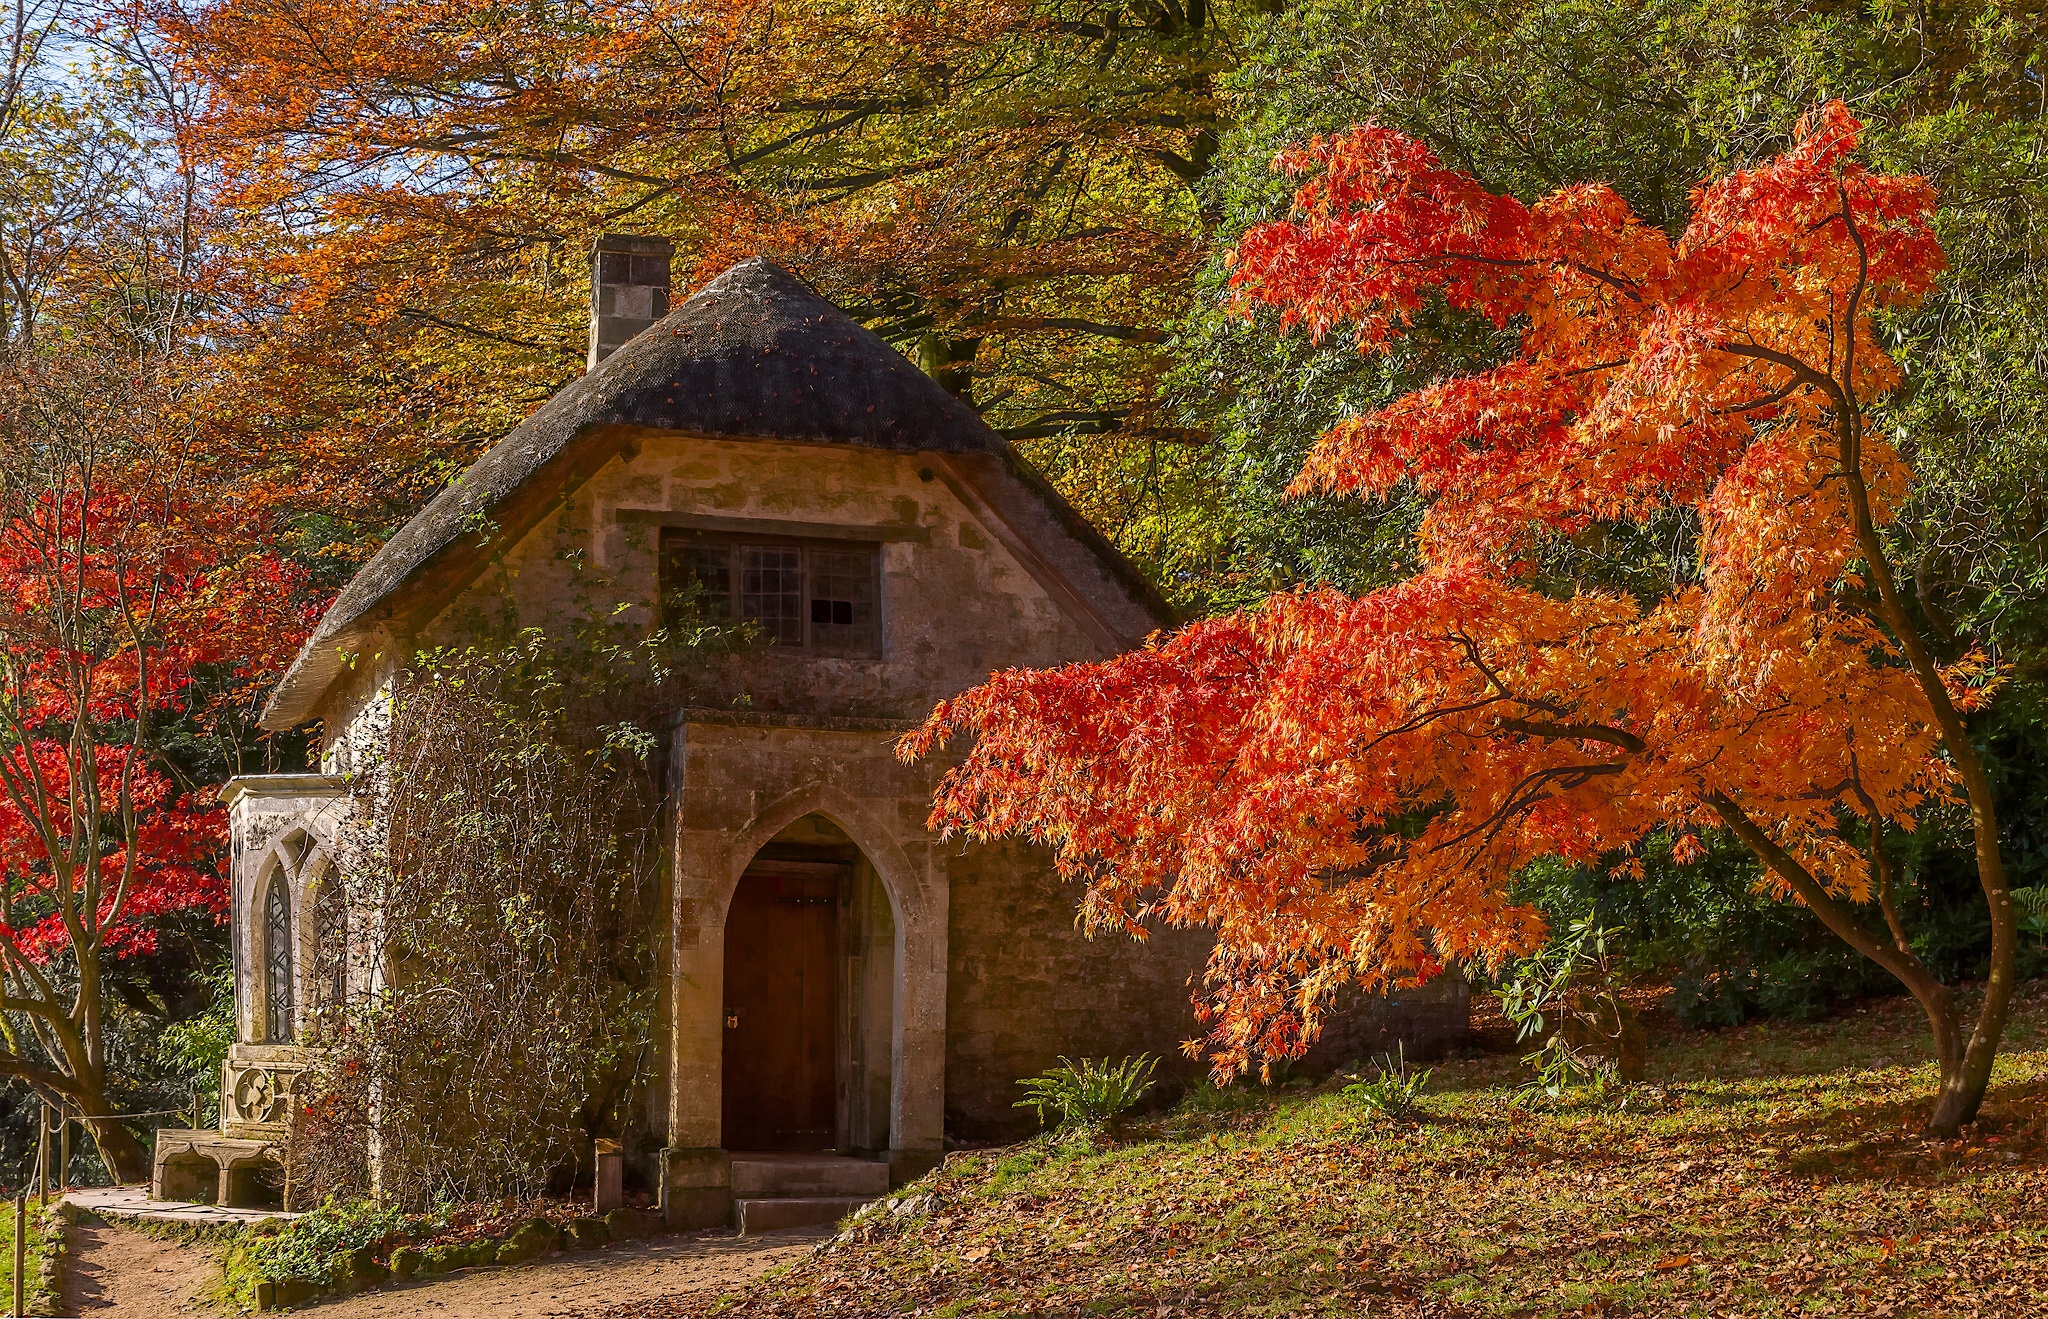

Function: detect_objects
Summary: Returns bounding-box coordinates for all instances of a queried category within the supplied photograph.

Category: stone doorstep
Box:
[734,1196,874,1235]
[728,1154,890,1198]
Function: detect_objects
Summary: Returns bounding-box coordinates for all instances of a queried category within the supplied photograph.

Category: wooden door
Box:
[721,866,839,1151]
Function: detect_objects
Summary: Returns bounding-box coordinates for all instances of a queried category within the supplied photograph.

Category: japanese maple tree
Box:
[0,350,314,1180]
[905,102,2014,1135]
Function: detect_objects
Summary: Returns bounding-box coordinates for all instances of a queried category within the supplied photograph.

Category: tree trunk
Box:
[1709,791,2006,1137]
[1925,913,2018,1136]
[77,1102,150,1184]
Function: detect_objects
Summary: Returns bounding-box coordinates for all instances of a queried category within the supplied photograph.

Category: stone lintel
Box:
[669,707,919,734]
[220,774,350,807]
[614,508,932,545]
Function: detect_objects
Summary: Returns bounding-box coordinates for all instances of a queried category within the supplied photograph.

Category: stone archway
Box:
[719,813,897,1154]
[157,1150,221,1204]
[663,722,952,1224]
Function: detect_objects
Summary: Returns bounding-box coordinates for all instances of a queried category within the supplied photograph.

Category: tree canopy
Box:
[906,104,2019,1134]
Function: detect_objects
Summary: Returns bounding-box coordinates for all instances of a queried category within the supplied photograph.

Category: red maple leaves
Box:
[0,484,318,962]
[905,104,1970,1081]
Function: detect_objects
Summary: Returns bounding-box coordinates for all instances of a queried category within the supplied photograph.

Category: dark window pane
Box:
[313,880,347,1014]
[808,549,878,655]
[657,533,881,654]
[742,546,804,644]
[660,535,733,629]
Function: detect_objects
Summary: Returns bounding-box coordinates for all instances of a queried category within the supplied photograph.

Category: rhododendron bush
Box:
[905,103,2016,1136]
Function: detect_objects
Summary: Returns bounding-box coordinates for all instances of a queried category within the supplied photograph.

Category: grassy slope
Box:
[639,986,2048,1318]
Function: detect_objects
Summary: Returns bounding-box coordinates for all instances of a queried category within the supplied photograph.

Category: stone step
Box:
[729,1156,890,1198]
[735,1196,874,1234]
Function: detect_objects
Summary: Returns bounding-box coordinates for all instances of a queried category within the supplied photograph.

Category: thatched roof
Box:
[261,258,1170,729]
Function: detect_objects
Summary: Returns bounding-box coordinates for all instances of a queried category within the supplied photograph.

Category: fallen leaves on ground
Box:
[591,985,2048,1318]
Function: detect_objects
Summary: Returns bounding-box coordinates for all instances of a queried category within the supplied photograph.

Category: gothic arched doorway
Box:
[721,813,895,1152]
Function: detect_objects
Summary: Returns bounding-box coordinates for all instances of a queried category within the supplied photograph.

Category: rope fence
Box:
[12,1087,214,1198]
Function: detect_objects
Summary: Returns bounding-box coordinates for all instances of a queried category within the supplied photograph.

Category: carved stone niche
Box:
[222,1042,314,1138]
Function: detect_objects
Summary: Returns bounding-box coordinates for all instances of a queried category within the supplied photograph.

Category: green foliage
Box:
[1015,1055,1159,1132]
[1173,1079,1269,1117]
[155,961,235,1118]
[2010,886,2048,945]
[0,1205,61,1316]
[236,1197,412,1288]
[1341,1043,1431,1121]
[1171,0,2048,1016]
[1494,921,1641,1102]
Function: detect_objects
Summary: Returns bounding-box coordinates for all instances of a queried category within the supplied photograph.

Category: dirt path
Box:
[62,1219,223,1317]
[63,1220,822,1319]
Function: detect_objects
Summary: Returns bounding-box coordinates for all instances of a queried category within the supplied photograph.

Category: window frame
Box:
[658,528,885,659]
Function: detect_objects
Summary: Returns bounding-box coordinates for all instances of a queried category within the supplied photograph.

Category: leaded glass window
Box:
[313,879,347,1012]
[659,532,880,656]
[264,878,294,1043]
[741,546,805,645]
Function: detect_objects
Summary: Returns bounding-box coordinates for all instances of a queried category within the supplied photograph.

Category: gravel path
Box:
[62,1218,822,1318]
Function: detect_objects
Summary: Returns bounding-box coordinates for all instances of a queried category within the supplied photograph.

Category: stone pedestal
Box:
[150,1130,285,1209]
[887,1146,943,1186]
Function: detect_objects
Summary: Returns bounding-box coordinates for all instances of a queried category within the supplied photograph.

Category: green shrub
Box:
[1015,1055,1158,1131]
[1669,967,1752,1028]
[1174,1079,1267,1116]
[237,1196,411,1289]
[1494,920,1643,1101]
[1342,1043,1431,1120]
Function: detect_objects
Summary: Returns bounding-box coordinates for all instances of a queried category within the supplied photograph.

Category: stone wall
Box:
[942,837,1471,1144]
[295,427,1472,1184]
[412,436,1107,723]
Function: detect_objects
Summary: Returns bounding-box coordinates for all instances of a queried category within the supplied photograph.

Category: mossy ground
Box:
[623,984,2048,1318]
[2,1203,63,1316]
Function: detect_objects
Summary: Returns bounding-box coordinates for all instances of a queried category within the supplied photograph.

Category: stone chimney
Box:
[589,234,674,368]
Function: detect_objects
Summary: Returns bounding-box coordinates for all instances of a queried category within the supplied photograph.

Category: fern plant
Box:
[1014,1055,1158,1132]
[2010,886,2048,945]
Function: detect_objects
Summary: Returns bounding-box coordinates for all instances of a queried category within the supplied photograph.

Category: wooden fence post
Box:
[11,1193,24,1318]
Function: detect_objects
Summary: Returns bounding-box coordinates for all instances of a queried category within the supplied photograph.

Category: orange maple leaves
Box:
[904,103,1965,1080]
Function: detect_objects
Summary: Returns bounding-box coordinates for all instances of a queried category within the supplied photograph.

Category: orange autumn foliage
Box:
[152,0,1235,546]
[905,105,2002,1103]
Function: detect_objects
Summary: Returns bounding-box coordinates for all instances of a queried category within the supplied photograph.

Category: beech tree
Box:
[152,0,1250,561]
[0,18,315,1168]
[905,103,2015,1136]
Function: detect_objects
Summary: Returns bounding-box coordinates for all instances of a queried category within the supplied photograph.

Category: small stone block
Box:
[594,1137,625,1214]
[604,1206,657,1239]
[274,1277,320,1307]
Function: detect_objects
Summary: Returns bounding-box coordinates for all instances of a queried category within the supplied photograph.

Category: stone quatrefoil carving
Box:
[229,1063,298,1125]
